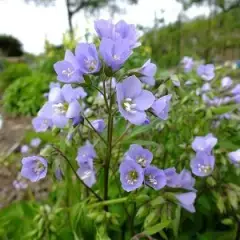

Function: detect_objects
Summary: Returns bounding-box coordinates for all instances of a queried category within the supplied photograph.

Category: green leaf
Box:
[144,220,171,235]
[144,209,160,228]
[172,206,181,238]
[211,104,240,115]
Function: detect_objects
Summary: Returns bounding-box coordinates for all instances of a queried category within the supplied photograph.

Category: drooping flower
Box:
[77,166,96,187]
[95,19,140,49]
[72,115,84,127]
[91,119,105,133]
[137,59,157,86]
[30,138,41,148]
[75,43,101,74]
[191,151,215,177]
[228,149,240,167]
[54,50,83,83]
[175,192,196,213]
[124,144,153,168]
[191,133,217,154]
[76,142,96,169]
[221,76,232,89]
[181,56,194,73]
[119,160,144,192]
[21,156,47,182]
[116,76,155,125]
[151,94,172,120]
[100,38,132,71]
[197,64,215,81]
[164,167,179,187]
[21,145,29,154]
[32,116,53,132]
[144,166,166,190]
[55,167,63,181]
[41,85,81,128]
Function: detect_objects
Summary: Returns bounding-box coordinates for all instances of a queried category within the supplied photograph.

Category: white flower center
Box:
[137,157,147,167]
[34,161,45,175]
[85,59,97,72]
[126,170,138,185]
[62,67,75,77]
[113,54,120,60]
[122,98,137,113]
[146,175,158,186]
[80,170,92,180]
[197,163,212,174]
[53,103,68,115]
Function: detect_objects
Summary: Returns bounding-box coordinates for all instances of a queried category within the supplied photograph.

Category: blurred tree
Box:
[177,0,240,12]
[0,35,23,57]
[25,0,139,39]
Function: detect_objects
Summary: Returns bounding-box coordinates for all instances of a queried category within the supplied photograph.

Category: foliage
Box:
[0,62,31,92]
[143,7,240,68]
[2,72,54,116]
[0,35,24,57]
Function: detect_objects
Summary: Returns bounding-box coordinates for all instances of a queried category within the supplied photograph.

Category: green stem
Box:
[88,197,128,208]
[52,145,103,201]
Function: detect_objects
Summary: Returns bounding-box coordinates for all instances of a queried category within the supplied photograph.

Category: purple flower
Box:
[30,138,41,148]
[49,82,61,89]
[94,19,114,39]
[138,59,157,86]
[124,144,153,168]
[75,43,101,74]
[32,116,53,132]
[151,94,172,120]
[41,85,81,128]
[191,151,215,177]
[95,19,140,49]
[201,83,211,93]
[100,38,132,71]
[21,156,47,182]
[13,180,28,190]
[21,145,29,154]
[228,149,240,167]
[54,50,83,83]
[91,119,105,133]
[234,94,240,103]
[182,56,194,73]
[77,166,96,187]
[74,87,87,99]
[144,166,166,190]
[55,167,63,180]
[231,84,240,95]
[119,160,144,192]
[197,64,215,81]
[164,167,179,187]
[76,142,96,169]
[116,76,155,125]
[221,76,232,89]
[191,133,217,154]
[175,192,196,213]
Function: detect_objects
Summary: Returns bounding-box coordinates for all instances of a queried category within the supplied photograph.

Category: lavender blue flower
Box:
[144,166,166,190]
[175,192,196,213]
[76,142,96,169]
[116,76,155,125]
[164,167,179,187]
[201,83,211,93]
[228,149,240,167]
[124,144,153,168]
[30,138,41,148]
[100,38,132,71]
[191,133,217,154]
[119,160,144,192]
[75,43,101,74]
[42,85,82,128]
[21,156,47,182]
[77,166,96,187]
[91,119,105,133]
[191,151,215,177]
[72,115,84,127]
[221,76,232,89]
[74,87,87,99]
[95,19,140,49]
[21,145,29,154]
[181,56,194,73]
[49,82,61,89]
[231,84,240,95]
[137,59,157,86]
[13,179,28,190]
[55,167,63,180]
[197,64,215,81]
[54,50,83,83]
[151,94,172,120]
[32,116,53,132]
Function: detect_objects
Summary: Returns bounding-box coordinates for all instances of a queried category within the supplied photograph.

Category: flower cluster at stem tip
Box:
[19,20,240,214]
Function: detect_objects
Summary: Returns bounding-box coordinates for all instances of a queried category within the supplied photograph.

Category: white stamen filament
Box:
[34,162,45,175]
[81,170,92,180]
[197,163,211,173]
[62,68,75,77]
[53,103,67,115]
[123,98,137,114]
[113,54,120,60]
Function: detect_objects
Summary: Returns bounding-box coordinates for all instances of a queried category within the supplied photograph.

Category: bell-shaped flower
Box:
[144,166,166,190]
